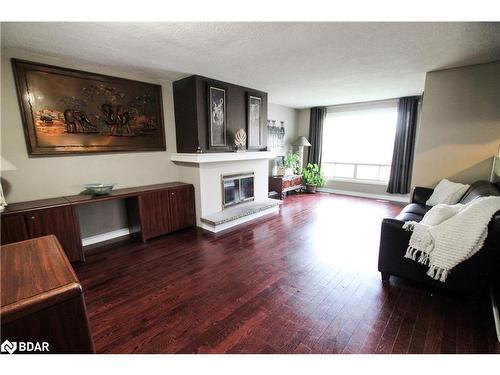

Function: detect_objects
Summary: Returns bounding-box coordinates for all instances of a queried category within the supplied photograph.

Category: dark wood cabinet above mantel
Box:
[173,75,268,153]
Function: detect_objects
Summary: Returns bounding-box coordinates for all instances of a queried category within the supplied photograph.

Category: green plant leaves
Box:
[302,163,326,187]
[284,153,301,172]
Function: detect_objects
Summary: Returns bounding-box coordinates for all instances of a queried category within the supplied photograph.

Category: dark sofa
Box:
[378,180,500,294]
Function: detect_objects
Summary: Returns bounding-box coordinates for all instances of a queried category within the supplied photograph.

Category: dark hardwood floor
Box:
[74,193,500,354]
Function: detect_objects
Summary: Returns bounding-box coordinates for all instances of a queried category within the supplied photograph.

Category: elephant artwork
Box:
[101,103,134,136]
[133,114,157,131]
[12,59,165,154]
[63,109,98,133]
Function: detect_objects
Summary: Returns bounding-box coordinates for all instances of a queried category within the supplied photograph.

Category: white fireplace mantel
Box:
[170,151,276,164]
[174,151,279,232]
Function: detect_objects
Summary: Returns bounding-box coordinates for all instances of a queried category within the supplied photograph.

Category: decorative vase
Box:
[234,128,247,152]
[272,163,278,176]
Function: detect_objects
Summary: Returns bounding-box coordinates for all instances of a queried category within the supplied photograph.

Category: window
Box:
[321,100,398,183]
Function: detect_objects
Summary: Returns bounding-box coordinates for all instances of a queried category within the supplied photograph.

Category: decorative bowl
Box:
[82,183,116,195]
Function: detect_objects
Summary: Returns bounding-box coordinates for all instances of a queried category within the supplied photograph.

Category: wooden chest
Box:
[269,175,303,199]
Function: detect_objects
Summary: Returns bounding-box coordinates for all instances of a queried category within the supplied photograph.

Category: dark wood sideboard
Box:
[269,175,303,199]
[1,235,95,353]
[0,182,195,262]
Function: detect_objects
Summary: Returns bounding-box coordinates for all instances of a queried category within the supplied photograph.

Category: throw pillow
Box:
[420,203,465,226]
[426,179,470,206]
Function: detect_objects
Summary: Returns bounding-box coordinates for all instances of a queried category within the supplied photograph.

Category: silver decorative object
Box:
[279,121,285,147]
[82,183,116,195]
[267,119,286,149]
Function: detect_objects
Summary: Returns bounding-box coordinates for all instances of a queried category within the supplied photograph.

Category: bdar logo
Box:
[1,340,49,354]
[1,340,17,354]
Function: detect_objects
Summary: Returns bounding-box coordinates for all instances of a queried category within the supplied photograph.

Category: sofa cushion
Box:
[400,203,432,216]
[459,180,500,203]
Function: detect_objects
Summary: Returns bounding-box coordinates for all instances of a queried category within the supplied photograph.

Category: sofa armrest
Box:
[381,217,407,230]
[411,186,434,205]
[485,211,500,248]
[379,218,411,246]
[378,218,412,273]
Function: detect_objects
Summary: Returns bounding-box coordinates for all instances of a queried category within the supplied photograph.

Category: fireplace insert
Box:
[222,172,255,208]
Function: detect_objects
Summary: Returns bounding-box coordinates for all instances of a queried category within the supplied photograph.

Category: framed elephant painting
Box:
[12,59,166,155]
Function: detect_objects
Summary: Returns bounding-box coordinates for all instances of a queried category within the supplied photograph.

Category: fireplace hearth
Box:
[222,172,254,208]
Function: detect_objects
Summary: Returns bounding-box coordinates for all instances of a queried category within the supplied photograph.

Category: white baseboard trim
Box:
[317,187,410,203]
[82,228,130,247]
[198,205,280,233]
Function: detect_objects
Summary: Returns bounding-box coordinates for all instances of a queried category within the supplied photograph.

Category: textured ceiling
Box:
[2,22,500,108]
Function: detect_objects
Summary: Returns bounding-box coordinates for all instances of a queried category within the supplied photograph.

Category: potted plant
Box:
[302,163,326,193]
[283,153,300,176]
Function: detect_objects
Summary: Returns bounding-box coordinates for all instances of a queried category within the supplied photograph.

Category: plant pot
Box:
[305,184,317,193]
[284,168,294,176]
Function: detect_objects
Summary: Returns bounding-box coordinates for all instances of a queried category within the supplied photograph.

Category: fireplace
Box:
[222,172,255,208]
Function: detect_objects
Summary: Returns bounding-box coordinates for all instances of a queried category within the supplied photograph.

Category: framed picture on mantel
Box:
[208,86,227,148]
[12,59,166,155]
[247,94,262,149]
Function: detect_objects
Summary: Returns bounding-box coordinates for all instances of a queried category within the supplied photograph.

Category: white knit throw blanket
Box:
[402,196,500,282]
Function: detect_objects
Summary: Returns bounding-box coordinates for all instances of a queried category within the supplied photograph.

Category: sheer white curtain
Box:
[322,100,398,182]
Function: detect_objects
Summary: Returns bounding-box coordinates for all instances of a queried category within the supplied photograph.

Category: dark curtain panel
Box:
[387,96,421,194]
[308,107,327,165]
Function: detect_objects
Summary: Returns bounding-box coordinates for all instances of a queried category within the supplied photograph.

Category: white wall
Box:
[267,103,299,172]
[297,109,311,168]
[1,48,180,239]
[297,109,310,138]
[412,61,500,187]
[78,200,128,238]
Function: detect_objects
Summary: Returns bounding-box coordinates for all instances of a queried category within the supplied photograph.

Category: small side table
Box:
[269,175,303,200]
[1,235,95,353]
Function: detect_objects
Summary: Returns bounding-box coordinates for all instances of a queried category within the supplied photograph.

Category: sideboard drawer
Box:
[138,185,196,241]
[25,206,82,262]
[168,185,195,232]
[1,214,29,245]
[139,190,172,241]
[1,207,82,262]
